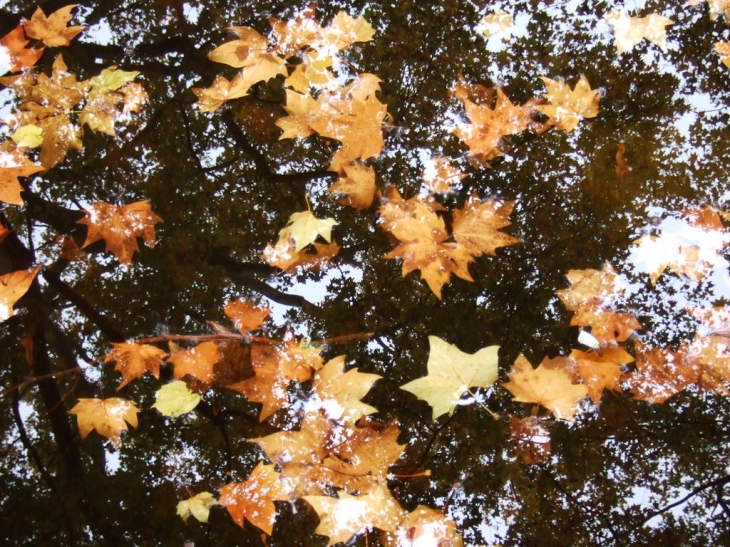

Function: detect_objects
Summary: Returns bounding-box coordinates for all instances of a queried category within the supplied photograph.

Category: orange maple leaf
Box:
[69,397,138,446]
[320,420,406,489]
[0,265,41,321]
[568,346,634,404]
[104,342,168,390]
[192,74,250,112]
[224,298,270,334]
[77,200,163,265]
[625,340,698,403]
[502,355,588,421]
[327,162,376,210]
[218,461,290,536]
[451,78,533,166]
[0,148,44,206]
[451,196,519,257]
[23,4,84,47]
[227,342,294,421]
[0,23,44,74]
[168,341,220,385]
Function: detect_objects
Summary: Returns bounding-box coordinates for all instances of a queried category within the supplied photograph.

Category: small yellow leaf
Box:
[177,491,218,523]
[152,381,201,417]
[10,124,43,148]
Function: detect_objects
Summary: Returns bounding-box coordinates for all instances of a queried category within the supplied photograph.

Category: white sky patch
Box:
[183,3,203,25]
[82,18,114,46]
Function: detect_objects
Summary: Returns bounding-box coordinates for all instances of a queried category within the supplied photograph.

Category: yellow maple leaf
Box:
[77,200,163,265]
[176,491,218,523]
[70,397,139,446]
[311,355,382,425]
[23,4,84,47]
[104,342,168,389]
[536,75,601,132]
[278,210,338,252]
[400,336,499,419]
[0,265,41,321]
[604,11,674,54]
[382,504,464,547]
[502,355,588,421]
[304,484,406,546]
[152,380,201,417]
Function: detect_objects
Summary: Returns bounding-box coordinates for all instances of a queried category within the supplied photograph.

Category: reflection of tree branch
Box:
[643,475,730,523]
[221,111,337,187]
[205,247,319,311]
[43,268,127,343]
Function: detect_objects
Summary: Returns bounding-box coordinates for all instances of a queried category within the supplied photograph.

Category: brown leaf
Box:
[24,5,84,47]
[77,200,163,264]
[104,342,168,390]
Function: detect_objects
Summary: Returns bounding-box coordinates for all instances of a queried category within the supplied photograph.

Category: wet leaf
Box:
[70,397,139,446]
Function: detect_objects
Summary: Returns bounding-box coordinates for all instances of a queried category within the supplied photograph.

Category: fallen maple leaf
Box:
[0,148,44,206]
[401,336,499,419]
[536,75,601,132]
[311,355,382,425]
[176,491,218,523]
[451,79,532,166]
[70,397,139,446]
[152,380,201,417]
[452,196,519,258]
[0,23,44,74]
[219,461,290,535]
[625,340,698,403]
[568,346,634,404]
[77,200,163,265]
[327,162,376,210]
[0,265,40,321]
[23,4,84,47]
[502,355,588,421]
[192,73,250,112]
[261,238,340,272]
[169,341,220,385]
[304,483,406,546]
[556,263,622,312]
[278,210,338,252]
[224,298,270,334]
[604,11,674,54]
[382,504,464,547]
[104,342,167,389]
